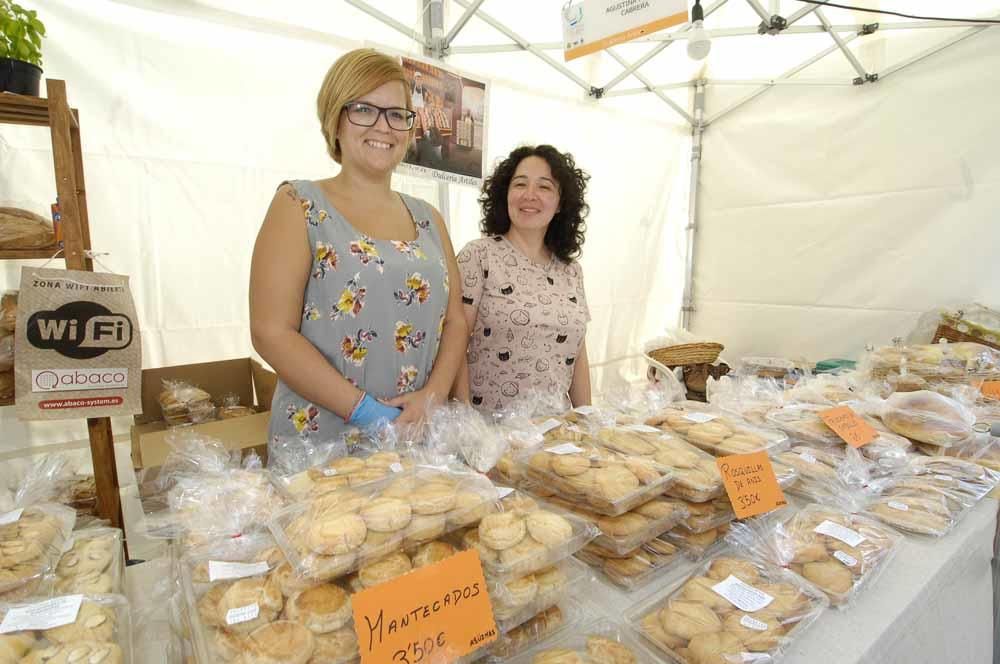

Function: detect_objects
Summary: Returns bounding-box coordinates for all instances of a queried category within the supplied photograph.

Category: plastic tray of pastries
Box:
[0,593,132,664]
[269,451,417,501]
[488,557,589,634]
[453,490,598,582]
[549,496,689,557]
[661,523,733,561]
[51,527,124,596]
[645,403,790,457]
[0,503,76,601]
[575,537,690,591]
[506,617,662,664]
[479,595,590,661]
[268,466,497,583]
[512,440,676,516]
[626,554,828,664]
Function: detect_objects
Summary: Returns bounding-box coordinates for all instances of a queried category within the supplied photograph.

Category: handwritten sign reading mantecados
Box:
[819,405,878,448]
[981,381,1000,400]
[716,451,787,519]
[352,549,497,664]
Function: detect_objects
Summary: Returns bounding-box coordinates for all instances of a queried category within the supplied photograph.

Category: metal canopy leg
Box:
[681,83,706,330]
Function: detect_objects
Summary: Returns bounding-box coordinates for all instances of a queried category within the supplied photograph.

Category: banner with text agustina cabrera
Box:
[562,0,689,61]
[15,267,142,421]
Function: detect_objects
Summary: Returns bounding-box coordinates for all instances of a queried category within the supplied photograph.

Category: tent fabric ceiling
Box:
[1,0,997,453]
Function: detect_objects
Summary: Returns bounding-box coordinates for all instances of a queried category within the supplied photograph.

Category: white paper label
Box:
[814,520,866,547]
[741,654,773,664]
[0,509,24,526]
[321,468,339,477]
[0,595,83,633]
[833,550,859,567]
[537,419,562,434]
[684,412,718,424]
[934,474,953,482]
[546,443,583,455]
[798,452,817,464]
[225,603,260,626]
[711,575,774,612]
[625,424,662,434]
[887,500,909,511]
[573,406,598,415]
[208,561,270,583]
[497,487,515,500]
[389,463,404,473]
[740,615,769,632]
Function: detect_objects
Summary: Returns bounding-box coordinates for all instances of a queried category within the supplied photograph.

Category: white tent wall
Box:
[0,0,689,452]
[692,26,1000,364]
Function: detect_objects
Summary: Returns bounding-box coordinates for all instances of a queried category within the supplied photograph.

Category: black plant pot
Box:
[0,58,43,96]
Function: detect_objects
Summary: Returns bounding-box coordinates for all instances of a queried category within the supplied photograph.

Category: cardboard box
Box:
[130,357,276,468]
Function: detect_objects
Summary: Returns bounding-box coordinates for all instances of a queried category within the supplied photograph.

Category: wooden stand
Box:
[0,80,123,530]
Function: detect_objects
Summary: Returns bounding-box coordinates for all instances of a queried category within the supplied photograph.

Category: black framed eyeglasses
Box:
[343,101,416,131]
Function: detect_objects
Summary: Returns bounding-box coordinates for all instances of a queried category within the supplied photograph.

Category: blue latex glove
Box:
[347,393,401,428]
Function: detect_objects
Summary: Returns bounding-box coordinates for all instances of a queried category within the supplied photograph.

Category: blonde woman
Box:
[250,49,466,455]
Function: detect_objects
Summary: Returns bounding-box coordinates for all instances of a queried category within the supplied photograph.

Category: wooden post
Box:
[46,79,123,530]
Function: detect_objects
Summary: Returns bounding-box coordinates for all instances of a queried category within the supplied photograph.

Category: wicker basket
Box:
[647,342,724,367]
[933,319,1000,352]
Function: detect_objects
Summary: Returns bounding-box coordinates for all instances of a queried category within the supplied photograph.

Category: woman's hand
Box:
[385,385,448,427]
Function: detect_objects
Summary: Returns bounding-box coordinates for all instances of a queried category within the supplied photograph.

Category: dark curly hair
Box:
[479,145,590,262]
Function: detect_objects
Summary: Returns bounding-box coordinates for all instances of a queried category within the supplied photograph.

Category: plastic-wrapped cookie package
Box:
[0,593,133,663]
[269,466,497,583]
[914,435,1000,474]
[454,489,598,582]
[576,537,689,591]
[707,375,785,427]
[52,527,124,596]
[0,503,76,602]
[487,558,589,633]
[863,341,1000,386]
[879,390,978,447]
[727,506,902,608]
[661,523,733,562]
[270,451,416,501]
[480,596,588,661]
[159,379,217,427]
[512,440,676,516]
[507,618,661,664]
[627,554,828,664]
[645,403,790,457]
[548,496,687,557]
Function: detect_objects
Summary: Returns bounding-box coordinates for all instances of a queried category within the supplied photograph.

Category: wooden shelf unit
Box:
[0,80,122,530]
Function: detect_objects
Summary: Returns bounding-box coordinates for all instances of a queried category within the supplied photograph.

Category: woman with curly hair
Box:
[454,145,592,413]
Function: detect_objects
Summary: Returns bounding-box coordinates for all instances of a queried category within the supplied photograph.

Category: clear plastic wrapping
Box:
[159,379,217,427]
[52,527,124,596]
[677,496,736,535]
[627,554,828,664]
[727,505,902,608]
[864,341,1000,384]
[662,523,733,561]
[512,440,676,516]
[482,597,587,661]
[880,390,977,447]
[270,451,416,501]
[508,617,661,664]
[268,466,497,583]
[576,537,688,591]
[646,403,790,457]
[782,373,859,406]
[426,401,512,474]
[707,375,785,427]
[548,496,688,556]
[453,490,598,581]
[217,393,255,420]
[487,558,588,633]
[914,436,1000,474]
[0,593,133,662]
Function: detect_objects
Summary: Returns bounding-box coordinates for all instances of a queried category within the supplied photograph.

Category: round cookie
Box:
[404,514,447,547]
[595,512,649,539]
[287,584,352,633]
[410,484,457,515]
[309,626,359,664]
[479,513,527,550]
[359,552,412,589]
[462,529,499,565]
[243,620,316,664]
[307,514,367,555]
[498,537,549,571]
[534,565,568,605]
[447,491,493,527]
[525,512,573,548]
[360,497,412,533]
[273,562,317,598]
[217,576,283,634]
[411,541,456,568]
[592,466,640,503]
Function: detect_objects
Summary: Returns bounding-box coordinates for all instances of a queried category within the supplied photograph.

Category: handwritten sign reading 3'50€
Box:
[716,451,787,519]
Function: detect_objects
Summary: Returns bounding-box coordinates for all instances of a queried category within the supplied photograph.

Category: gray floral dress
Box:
[268,180,448,452]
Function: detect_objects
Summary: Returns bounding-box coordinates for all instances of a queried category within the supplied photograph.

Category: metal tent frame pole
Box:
[681,82,706,330]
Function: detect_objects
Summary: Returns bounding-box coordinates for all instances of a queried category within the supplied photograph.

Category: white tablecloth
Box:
[126,499,998,664]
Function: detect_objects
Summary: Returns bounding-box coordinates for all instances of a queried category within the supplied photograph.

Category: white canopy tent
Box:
[2,0,998,453]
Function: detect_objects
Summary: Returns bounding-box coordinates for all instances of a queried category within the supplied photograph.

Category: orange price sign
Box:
[351,549,497,664]
[716,451,787,519]
[981,381,1000,400]
[819,405,878,448]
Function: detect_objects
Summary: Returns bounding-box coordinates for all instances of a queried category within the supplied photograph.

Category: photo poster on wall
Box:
[397,55,489,187]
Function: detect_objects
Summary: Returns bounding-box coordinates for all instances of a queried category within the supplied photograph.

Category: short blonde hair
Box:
[317,48,413,163]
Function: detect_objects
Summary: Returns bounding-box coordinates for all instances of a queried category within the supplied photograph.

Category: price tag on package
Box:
[352,549,497,664]
[981,381,1000,400]
[819,406,878,448]
[716,451,787,519]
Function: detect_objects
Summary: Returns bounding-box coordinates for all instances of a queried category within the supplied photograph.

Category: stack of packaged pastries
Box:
[866,456,1000,536]
[159,380,217,427]
[644,404,789,457]
[628,554,828,664]
[575,537,685,591]
[864,341,1000,390]
[52,528,124,595]
[508,618,659,664]
[271,452,416,501]
[0,594,133,663]
[453,490,597,635]
[0,503,76,602]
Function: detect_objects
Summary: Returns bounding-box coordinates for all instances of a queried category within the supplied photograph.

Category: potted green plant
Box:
[0,1,46,96]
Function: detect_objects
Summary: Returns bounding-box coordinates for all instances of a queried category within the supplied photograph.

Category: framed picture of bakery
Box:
[398,55,489,187]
